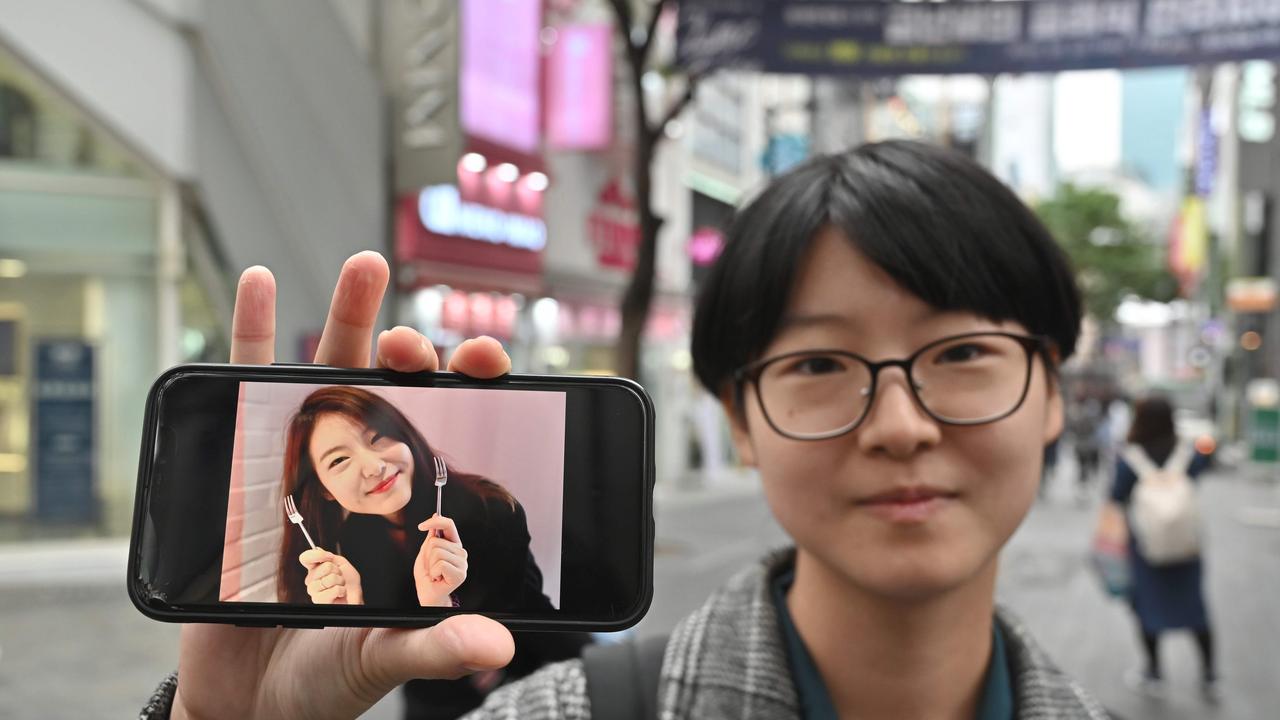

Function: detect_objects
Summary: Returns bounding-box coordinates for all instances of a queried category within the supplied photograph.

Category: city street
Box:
[0,464,1276,719]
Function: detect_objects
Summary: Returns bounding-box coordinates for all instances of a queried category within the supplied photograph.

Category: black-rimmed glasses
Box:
[732,332,1052,441]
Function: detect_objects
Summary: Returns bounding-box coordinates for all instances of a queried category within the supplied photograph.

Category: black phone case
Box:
[127,363,655,631]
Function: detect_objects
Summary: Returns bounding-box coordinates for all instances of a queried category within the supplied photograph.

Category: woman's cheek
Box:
[757,450,842,531]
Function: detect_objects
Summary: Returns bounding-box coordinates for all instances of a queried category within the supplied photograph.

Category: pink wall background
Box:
[220,382,566,607]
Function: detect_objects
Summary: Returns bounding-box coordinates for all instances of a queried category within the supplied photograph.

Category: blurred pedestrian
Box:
[1069,394,1107,503]
[1107,394,1217,701]
[1039,438,1059,500]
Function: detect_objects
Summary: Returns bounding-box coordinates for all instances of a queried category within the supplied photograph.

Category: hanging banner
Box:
[460,0,543,153]
[678,0,1280,76]
[33,340,96,523]
[546,23,614,150]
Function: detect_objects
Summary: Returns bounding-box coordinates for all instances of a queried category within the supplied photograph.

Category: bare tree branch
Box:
[654,70,704,137]
[640,0,672,59]
[607,0,634,46]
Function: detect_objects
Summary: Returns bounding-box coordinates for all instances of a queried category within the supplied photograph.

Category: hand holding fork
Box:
[285,494,362,604]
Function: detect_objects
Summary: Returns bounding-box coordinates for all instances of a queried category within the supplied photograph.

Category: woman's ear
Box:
[719,387,757,467]
[1042,372,1065,445]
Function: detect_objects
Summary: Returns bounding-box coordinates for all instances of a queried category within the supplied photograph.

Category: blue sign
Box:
[34,340,96,523]
[761,133,810,176]
[679,0,1280,76]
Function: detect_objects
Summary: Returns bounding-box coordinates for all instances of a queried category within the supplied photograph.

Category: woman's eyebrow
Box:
[319,444,350,462]
[777,312,852,331]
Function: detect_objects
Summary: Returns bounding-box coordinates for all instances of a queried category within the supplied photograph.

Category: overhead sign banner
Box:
[678,0,1280,76]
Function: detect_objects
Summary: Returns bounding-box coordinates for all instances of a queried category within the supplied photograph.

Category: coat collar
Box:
[657,548,1111,720]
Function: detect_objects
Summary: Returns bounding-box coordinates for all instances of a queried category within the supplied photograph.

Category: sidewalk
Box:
[0,537,129,586]
[1009,466,1280,720]
[0,465,1274,719]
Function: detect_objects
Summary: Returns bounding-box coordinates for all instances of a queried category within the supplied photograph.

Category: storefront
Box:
[0,45,227,539]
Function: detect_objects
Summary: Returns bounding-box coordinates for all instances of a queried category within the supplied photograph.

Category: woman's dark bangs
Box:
[692,157,836,396]
[692,141,1082,396]
[830,152,1022,330]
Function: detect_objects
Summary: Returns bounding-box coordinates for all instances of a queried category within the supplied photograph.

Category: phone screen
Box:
[130,366,653,630]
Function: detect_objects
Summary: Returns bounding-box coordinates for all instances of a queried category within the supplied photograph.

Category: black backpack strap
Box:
[581,633,669,720]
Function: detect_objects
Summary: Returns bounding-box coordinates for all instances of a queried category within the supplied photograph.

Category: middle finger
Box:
[313,251,389,368]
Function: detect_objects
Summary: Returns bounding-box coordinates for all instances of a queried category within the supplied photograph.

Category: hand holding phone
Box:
[167,253,516,720]
[414,514,466,607]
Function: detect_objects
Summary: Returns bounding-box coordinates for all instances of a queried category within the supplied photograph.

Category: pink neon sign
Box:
[547,24,613,150]
[460,0,543,153]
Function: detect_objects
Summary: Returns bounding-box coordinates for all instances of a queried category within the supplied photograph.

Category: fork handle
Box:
[299,524,316,550]
[434,487,444,537]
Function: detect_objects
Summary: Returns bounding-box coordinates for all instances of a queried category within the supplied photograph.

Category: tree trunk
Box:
[616,127,662,382]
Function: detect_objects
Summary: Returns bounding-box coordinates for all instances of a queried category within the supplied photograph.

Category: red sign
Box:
[588,180,640,270]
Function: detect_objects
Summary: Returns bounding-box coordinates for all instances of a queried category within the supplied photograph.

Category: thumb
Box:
[366,615,514,686]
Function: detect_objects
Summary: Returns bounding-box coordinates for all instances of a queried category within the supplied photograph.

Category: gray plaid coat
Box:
[142,550,1113,719]
[465,549,1113,720]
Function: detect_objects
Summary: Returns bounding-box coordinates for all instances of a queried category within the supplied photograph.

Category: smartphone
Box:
[127,363,654,631]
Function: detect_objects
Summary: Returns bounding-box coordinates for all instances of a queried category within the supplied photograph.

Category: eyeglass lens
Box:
[755,334,1032,439]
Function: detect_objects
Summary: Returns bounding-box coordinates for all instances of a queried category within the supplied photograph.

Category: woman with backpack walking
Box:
[1108,394,1217,700]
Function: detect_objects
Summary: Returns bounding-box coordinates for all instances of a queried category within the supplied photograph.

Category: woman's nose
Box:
[359,453,386,477]
[856,370,941,458]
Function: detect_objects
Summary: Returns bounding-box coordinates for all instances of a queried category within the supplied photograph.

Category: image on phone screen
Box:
[219,383,565,612]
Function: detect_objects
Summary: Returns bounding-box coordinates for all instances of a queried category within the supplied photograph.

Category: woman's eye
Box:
[328,456,349,470]
[787,355,844,375]
[937,344,986,363]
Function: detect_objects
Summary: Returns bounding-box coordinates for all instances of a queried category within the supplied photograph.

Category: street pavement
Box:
[1,464,1276,719]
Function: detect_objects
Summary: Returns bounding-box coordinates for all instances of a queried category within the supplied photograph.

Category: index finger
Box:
[230,267,276,364]
[418,514,461,544]
[299,548,334,568]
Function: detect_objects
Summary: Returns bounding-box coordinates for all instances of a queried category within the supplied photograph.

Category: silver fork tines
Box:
[284,494,317,549]
[433,456,447,521]
[433,456,448,487]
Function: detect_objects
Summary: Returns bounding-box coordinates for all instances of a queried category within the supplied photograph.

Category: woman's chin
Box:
[365,489,411,517]
[829,548,993,603]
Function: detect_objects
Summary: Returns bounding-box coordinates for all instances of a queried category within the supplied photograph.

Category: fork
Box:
[284,494,316,549]
[433,456,448,535]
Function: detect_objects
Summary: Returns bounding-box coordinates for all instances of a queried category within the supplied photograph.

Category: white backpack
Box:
[1120,441,1201,565]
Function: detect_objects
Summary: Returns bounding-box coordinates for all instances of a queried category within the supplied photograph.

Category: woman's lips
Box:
[856,487,959,524]
[367,471,400,495]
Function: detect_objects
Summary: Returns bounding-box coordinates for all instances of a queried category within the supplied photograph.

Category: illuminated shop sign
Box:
[418,184,547,251]
[547,23,613,150]
[460,0,542,152]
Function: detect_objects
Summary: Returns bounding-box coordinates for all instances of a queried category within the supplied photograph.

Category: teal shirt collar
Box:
[770,569,1015,720]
